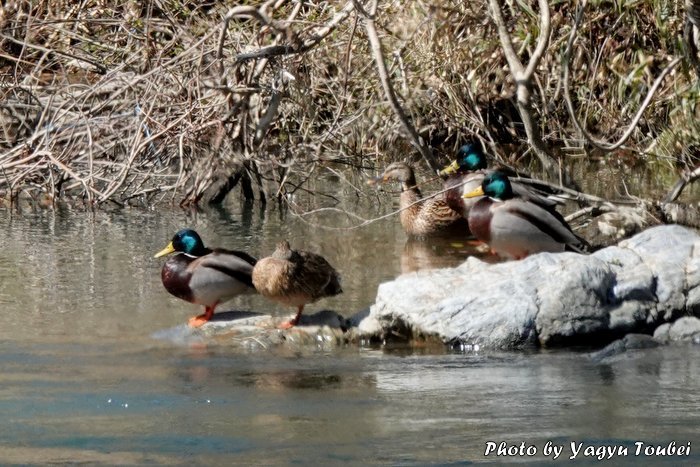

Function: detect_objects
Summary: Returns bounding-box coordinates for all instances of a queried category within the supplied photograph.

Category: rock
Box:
[589,333,660,362]
[152,310,351,352]
[359,224,700,349]
[584,205,652,246]
[653,316,700,344]
[652,323,672,343]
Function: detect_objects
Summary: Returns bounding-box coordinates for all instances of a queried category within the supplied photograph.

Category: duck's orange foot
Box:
[277,320,297,330]
[188,314,211,328]
[278,306,304,330]
[187,305,216,328]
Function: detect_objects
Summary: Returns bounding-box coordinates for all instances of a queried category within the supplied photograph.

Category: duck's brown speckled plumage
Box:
[252,240,342,327]
[375,162,468,237]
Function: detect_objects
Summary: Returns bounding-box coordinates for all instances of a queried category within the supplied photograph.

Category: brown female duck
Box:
[252,240,342,329]
[370,162,468,237]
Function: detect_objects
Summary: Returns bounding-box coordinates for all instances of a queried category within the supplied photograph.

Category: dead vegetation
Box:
[0,0,699,211]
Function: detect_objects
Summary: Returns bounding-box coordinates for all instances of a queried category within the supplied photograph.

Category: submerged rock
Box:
[359,224,700,349]
[589,334,661,362]
[152,310,352,352]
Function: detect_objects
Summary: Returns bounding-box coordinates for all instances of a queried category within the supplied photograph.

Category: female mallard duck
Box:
[370,162,468,237]
[154,229,257,327]
[463,172,589,259]
[252,240,342,329]
[439,143,559,219]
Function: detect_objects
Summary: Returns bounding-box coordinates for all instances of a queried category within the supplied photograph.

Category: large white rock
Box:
[359,225,700,349]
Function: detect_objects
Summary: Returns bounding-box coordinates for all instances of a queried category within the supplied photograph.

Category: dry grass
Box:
[0,0,698,208]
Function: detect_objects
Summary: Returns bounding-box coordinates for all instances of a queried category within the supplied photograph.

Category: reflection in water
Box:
[400,236,498,273]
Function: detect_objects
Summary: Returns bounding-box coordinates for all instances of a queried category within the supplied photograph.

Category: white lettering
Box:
[570,442,582,459]
[552,444,563,460]
[543,441,562,459]
[635,441,691,456]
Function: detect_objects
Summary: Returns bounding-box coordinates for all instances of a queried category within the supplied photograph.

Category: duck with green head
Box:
[463,172,589,259]
[154,229,257,327]
[439,143,489,218]
[440,142,560,219]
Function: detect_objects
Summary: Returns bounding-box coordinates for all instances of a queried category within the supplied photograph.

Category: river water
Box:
[1,175,700,465]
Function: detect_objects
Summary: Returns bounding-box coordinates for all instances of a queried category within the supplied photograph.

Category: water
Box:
[1,188,700,464]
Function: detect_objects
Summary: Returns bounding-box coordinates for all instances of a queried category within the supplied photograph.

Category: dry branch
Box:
[0,0,698,213]
[563,1,683,153]
[488,0,558,178]
[357,0,439,173]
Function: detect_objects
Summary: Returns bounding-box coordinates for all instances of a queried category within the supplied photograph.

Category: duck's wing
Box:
[296,251,343,298]
[511,181,561,209]
[212,248,257,266]
[189,250,257,289]
[424,195,465,226]
[499,198,588,251]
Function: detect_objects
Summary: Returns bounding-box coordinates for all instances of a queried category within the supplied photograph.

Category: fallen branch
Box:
[664,165,700,203]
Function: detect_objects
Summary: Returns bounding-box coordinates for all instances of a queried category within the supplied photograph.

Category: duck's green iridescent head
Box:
[154,229,207,258]
[481,172,513,200]
[462,171,513,200]
[457,144,487,170]
[439,143,487,176]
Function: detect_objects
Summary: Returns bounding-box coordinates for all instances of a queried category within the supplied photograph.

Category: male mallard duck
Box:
[439,143,489,218]
[369,162,468,237]
[463,172,589,259]
[154,229,257,327]
[439,143,560,219]
[252,240,342,329]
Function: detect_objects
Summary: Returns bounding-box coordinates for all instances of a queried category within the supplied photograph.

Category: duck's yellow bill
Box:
[154,242,175,258]
[366,176,384,186]
[438,160,459,176]
[463,186,485,199]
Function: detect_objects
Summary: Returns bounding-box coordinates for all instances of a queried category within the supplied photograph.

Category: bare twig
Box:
[664,165,700,203]
[356,0,439,173]
[488,0,558,177]
[233,2,356,63]
[562,1,683,152]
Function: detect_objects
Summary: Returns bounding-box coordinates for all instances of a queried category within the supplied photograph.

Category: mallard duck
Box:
[252,240,342,329]
[439,143,560,219]
[439,143,489,219]
[463,172,589,259]
[369,162,468,237]
[154,229,257,327]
